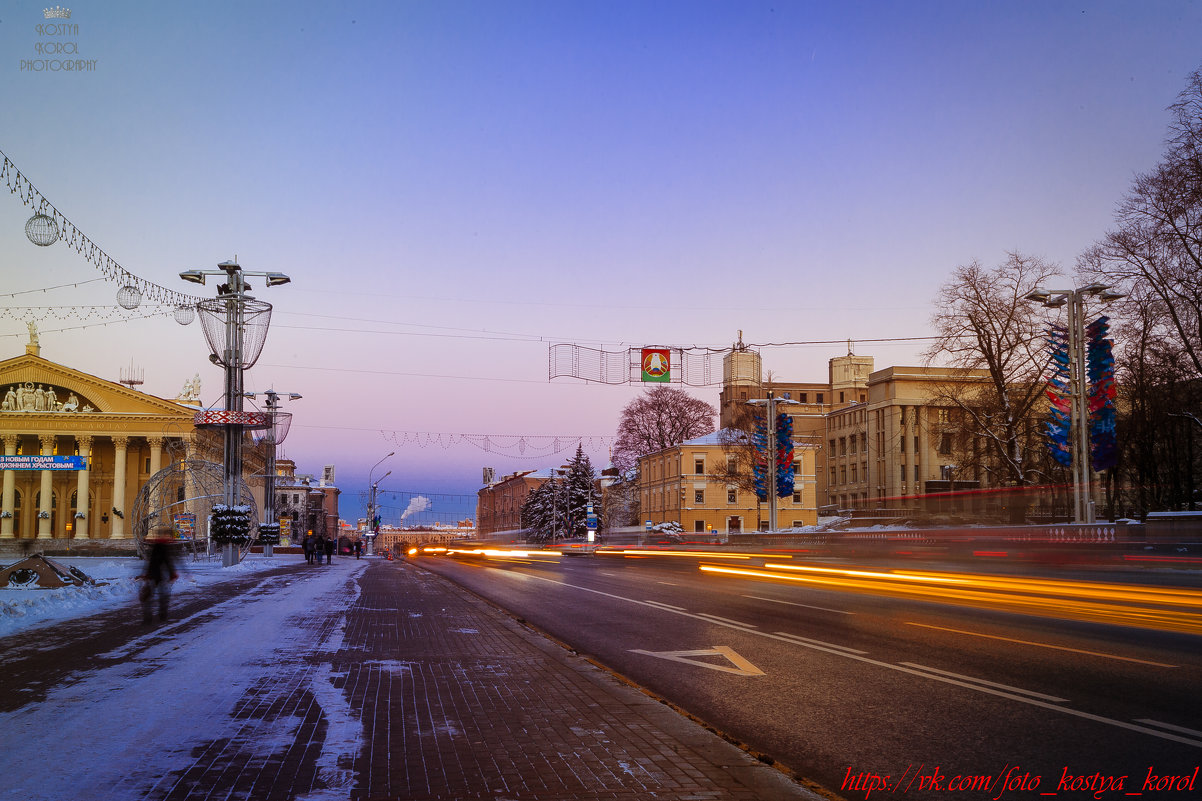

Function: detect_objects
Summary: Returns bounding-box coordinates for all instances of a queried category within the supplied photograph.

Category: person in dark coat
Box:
[141,535,178,623]
[314,534,326,564]
[302,534,314,564]
[354,539,362,559]
[323,535,335,564]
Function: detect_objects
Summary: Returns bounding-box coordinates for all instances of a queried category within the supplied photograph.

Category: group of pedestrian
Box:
[303,533,335,565]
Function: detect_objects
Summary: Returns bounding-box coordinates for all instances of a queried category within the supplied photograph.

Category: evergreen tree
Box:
[564,444,599,536]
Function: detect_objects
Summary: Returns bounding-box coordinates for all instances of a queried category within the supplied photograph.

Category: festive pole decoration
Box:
[775,412,795,498]
[1044,325,1073,467]
[752,414,768,502]
[1086,316,1118,471]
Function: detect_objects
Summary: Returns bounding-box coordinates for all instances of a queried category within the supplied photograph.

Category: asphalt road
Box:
[411,550,1202,801]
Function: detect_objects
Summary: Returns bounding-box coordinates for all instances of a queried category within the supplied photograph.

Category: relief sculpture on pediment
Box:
[1,382,94,413]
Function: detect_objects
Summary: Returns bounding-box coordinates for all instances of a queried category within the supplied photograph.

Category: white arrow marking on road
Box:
[629,645,766,676]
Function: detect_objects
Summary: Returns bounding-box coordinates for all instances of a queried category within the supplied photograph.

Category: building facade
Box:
[0,339,217,540]
[638,431,818,533]
[476,470,548,537]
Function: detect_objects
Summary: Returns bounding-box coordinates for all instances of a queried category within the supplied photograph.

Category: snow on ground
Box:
[0,551,304,638]
[0,558,370,801]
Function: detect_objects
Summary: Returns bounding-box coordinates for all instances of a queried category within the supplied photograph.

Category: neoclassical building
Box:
[0,334,236,540]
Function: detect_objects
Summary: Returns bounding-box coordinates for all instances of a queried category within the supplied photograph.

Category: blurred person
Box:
[323,534,334,564]
[141,530,178,624]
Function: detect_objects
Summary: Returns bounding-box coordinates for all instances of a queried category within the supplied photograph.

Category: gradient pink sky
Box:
[3,1,1200,522]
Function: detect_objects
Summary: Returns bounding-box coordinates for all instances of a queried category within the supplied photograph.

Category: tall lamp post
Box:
[181,260,290,566]
[367,452,394,556]
[1025,283,1124,524]
[244,389,302,557]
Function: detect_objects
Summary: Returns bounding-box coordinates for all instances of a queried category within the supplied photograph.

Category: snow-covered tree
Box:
[564,444,599,536]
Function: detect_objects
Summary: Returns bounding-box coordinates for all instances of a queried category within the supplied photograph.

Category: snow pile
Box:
[0,553,301,638]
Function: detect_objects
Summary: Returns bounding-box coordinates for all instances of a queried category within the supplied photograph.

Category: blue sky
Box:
[2,1,1200,522]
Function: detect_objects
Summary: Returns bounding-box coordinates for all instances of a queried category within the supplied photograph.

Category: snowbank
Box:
[0,552,304,638]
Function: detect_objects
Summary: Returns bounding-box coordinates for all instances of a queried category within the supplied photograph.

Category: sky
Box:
[2,0,1201,523]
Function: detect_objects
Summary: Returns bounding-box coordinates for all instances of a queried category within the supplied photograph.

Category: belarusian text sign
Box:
[0,455,87,470]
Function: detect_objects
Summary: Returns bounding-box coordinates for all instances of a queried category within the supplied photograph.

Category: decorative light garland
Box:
[381,430,614,459]
[1,149,203,308]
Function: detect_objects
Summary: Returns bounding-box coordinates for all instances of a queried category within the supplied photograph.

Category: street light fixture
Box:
[180,259,290,566]
[244,389,302,557]
[1026,283,1125,524]
[367,452,395,556]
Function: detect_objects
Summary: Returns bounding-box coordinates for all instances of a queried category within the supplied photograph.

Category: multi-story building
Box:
[638,430,818,533]
[0,333,267,543]
[274,459,341,544]
[476,469,549,537]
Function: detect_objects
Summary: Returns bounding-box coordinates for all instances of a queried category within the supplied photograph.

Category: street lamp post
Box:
[244,389,301,557]
[367,452,394,556]
[1025,283,1124,524]
[181,260,289,566]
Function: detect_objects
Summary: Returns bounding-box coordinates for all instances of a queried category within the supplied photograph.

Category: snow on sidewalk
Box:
[0,552,305,638]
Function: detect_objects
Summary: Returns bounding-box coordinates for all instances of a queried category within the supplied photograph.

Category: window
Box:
[799,392,808,403]
[792,490,802,503]
[740,391,747,401]
[900,407,906,425]
[850,464,858,482]
[694,458,704,475]
[839,437,847,456]
[695,520,706,532]
[848,434,856,452]
[839,391,845,403]
[829,467,836,484]
[694,489,704,504]
[939,433,953,455]
[900,465,907,483]
[727,488,737,504]
[793,460,801,474]
[938,408,950,423]
[860,393,866,402]
[792,520,804,528]
[914,464,920,481]
[145,457,151,473]
[782,391,791,399]
[828,439,835,453]
[840,466,847,484]
[914,435,919,453]
[816,392,824,403]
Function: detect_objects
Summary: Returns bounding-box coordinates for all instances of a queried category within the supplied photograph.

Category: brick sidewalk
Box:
[0,559,823,800]
[170,560,820,800]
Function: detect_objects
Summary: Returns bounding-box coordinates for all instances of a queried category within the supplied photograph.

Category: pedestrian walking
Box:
[323,535,335,564]
[140,532,178,624]
[314,534,326,564]
[354,539,362,559]
[303,534,314,564]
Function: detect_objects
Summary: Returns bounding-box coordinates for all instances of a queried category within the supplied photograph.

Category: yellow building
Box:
[638,431,818,534]
[0,334,261,542]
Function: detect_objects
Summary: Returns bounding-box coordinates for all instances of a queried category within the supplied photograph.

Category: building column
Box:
[1,434,16,538]
[148,436,163,477]
[38,435,54,539]
[75,435,93,539]
[111,435,128,539]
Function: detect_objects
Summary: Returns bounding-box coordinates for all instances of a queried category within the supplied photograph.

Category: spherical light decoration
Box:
[116,284,143,309]
[25,213,60,246]
[173,304,196,325]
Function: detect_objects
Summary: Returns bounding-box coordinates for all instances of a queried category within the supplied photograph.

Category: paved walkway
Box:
[0,558,822,800]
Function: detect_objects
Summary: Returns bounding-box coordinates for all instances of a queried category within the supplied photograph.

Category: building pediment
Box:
[0,353,194,421]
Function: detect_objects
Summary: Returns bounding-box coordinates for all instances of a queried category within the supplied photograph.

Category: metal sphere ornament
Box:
[25,213,60,246]
[173,303,196,325]
[116,284,143,310]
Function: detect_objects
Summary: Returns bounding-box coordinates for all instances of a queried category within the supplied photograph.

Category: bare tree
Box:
[1080,66,1202,379]
[925,252,1060,487]
[611,386,716,476]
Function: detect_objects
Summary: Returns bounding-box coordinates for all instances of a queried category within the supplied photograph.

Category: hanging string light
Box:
[116,284,142,310]
[1,149,202,307]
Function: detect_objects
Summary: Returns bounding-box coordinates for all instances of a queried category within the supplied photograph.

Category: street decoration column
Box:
[75,435,92,539]
[112,435,128,538]
[1,434,16,537]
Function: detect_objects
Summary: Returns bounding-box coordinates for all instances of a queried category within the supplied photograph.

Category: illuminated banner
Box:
[173,513,197,540]
[641,348,671,382]
[0,455,87,470]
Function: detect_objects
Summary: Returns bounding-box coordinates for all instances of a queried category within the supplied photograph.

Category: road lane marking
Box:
[903,622,1179,668]
[657,581,678,586]
[496,569,1202,749]
[899,662,1069,703]
[1135,719,1202,738]
[743,595,854,615]
[773,632,867,655]
[697,613,757,628]
[630,645,766,676]
[644,600,686,611]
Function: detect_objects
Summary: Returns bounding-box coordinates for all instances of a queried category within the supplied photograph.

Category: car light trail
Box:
[699,563,1202,635]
